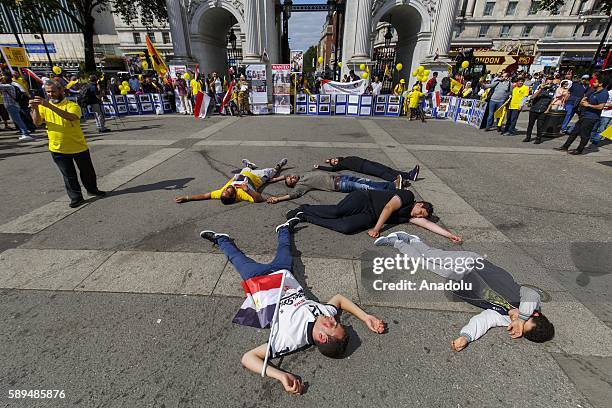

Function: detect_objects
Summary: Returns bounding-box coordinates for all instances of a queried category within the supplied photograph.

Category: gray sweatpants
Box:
[392,239,482,282]
[88,103,107,131]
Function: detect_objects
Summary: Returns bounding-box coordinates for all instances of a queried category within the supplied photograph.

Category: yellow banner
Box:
[1,46,30,68]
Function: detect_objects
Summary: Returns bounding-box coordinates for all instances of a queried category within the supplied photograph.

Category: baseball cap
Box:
[581,74,590,79]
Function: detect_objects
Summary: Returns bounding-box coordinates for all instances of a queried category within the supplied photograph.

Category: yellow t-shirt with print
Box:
[38,99,88,154]
[509,85,529,110]
[190,79,202,95]
[209,170,263,203]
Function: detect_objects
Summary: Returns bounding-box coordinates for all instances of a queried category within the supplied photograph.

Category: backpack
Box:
[440,76,450,91]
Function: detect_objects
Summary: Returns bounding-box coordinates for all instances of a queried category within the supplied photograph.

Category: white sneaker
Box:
[387,232,420,243]
[18,135,35,142]
[241,158,257,169]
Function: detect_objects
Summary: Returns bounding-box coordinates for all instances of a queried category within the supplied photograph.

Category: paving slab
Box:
[0,249,111,290]
[77,251,227,295]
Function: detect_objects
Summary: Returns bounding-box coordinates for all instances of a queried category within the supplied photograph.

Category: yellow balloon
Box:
[412,70,418,77]
[424,70,431,76]
[142,61,149,70]
[52,66,62,75]
[138,74,143,80]
[362,72,369,79]
[121,90,128,95]
[338,61,342,68]
[359,63,366,71]
[418,75,427,83]
[396,63,403,71]
[182,73,191,80]
[317,56,324,64]
[461,60,469,69]
[417,65,424,74]
[121,81,129,87]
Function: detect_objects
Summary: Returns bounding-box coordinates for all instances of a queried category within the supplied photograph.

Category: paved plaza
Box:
[0,114,611,407]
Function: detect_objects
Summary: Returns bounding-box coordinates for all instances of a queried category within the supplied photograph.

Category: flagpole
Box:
[261,270,287,377]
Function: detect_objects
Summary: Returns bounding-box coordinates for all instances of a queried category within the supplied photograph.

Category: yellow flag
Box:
[600,124,612,140]
[384,64,391,78]
[450,78,462,95]
[145,35,168,76]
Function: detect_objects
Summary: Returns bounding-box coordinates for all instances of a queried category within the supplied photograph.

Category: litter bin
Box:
[540,110,565,138]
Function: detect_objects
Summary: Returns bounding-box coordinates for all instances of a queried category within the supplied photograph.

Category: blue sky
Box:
[288,0,328,51]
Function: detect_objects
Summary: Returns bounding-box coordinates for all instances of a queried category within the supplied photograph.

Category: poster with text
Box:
[291,50,304,73]
[246,64,268,114]
[272,64,291,114]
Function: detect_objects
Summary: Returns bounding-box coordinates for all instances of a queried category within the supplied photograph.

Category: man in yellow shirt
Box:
[502,77,530,136]
[174,158,288,205]
[29,79,105,208]
[406,85,425,120]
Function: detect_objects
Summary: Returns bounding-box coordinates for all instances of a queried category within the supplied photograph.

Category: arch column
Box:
[243,0,263,63]
[347,0,373,67]
[166,0,196,65]
[429,0,460,58]
[465,0,476,17]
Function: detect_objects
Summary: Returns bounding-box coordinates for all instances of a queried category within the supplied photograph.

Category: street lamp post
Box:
[590,14,612,69]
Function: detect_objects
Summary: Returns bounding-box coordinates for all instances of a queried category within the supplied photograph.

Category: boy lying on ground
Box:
[175,158,287,204]
[199,218,385,395]
[374,232,554,351]
[314,156,419,183]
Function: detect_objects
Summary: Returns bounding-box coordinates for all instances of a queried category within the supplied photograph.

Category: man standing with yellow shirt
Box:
[502,77,530,136]
[174,158,288,205]
[29,80,106,208]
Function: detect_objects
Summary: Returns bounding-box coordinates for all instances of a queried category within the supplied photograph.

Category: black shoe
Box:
[199,230,229,243]
[88,190,106,197]
[522,137,531,143]
[533,139,542,145]
[286,208,300,220]
[568,149,583,155]
[408,165,419,181]
[276,217,300,233]
[553,146,568,151]
[98,128,111,133]
[484,127,495,132]
[69,198,85,208]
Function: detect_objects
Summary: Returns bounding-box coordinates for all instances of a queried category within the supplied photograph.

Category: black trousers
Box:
[561,117,599,152]
[51,149,99,202]
[350,158,412,182]
[525,110,546,140]
[300,191,377,234]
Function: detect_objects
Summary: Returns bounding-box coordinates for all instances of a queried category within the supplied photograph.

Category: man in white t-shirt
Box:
[200,219,385,395]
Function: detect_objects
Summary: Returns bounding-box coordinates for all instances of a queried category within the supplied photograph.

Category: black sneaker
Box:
[69,199,85,208]
[568,149,583,155]
[295,211,305,221]
[276,217,300,233]
[199,230,230,243]
[98,128,111,133]
[88,190,106,197]
[522,138,531,143]
[286,208,300,219]
[553,146,568,151]
[408,165,419,181]
[276,158,288,168]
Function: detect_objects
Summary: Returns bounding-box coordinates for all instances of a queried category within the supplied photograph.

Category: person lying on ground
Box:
[174,158,287,204]
[314,156,419,183]
[286,189,461,242]
[266,170,409,204]
[199,219,385,395]
[374,232,554,351]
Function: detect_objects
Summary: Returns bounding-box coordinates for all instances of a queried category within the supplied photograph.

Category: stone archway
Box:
[371,0,433,81]
[189,1,246,76]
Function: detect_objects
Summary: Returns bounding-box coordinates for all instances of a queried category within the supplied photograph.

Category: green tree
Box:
[302,45,317,75]
[538,0,612,14]
[0,0,167,73]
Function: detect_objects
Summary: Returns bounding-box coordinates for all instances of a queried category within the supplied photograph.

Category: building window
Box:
[162,32,171,44]
[550,3,561,14]
[578,0,588,13]
[528,1,539,15]
[506,1,518,16]
[573,25,581,37]
[597,23,606,36]
[454,24,464,38]
[133,32,141,44]
[483,2,495,16]
[479,25,490,37]
[500,24,511,37]
[582,24,595,37]
[545,24,555,37]
[521,25,534,37]
[147,32,155,42]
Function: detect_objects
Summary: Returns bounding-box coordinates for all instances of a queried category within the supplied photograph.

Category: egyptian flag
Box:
[193,91,211,120]
[233,270,300,328]
[145,35,169,77]
[220,80,235,112]
[22,68,43,84]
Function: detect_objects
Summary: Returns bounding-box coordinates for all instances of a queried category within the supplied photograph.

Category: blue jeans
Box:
[503,109,520,133]
[486,100,504,129]
[338,175,396,193]
[590,116,611,144]
[561,102,576,131]
[217,227,292,280]
[6,105,30,135]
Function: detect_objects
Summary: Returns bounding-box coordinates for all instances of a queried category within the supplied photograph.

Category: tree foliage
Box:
[538,0,612,14]
[302,45,317,75]
[0,0,168,73]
